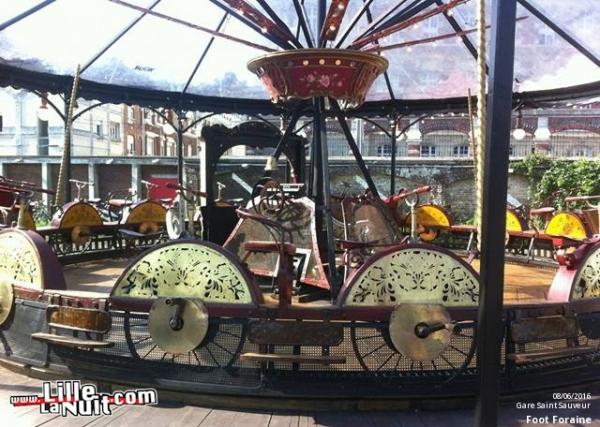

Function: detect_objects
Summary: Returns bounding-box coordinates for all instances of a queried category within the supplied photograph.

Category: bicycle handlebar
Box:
[166,183,208,198]
[0,183,55,195]
[386,185,431,204]
[141,179,159,189]
[565,195,600,203]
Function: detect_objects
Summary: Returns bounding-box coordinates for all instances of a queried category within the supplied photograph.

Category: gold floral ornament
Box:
[112,242,253,304]
[0,231,42,288]
[342,247,479,306]
[572,244,600,300]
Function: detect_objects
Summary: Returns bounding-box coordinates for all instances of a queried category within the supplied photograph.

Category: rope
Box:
[55,65,81,206]
[467,88,477,179]
[475,0,486,252]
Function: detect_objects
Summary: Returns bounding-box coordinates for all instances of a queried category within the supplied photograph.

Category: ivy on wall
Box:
[512,154,600,209]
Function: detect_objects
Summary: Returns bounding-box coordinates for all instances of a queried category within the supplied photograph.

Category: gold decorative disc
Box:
[389,303,452,361]
[148,298,209,355]
[71,225,91,246]
[0,279,14,326]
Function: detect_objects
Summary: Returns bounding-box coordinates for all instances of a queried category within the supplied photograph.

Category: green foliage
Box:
[512,154,600,209]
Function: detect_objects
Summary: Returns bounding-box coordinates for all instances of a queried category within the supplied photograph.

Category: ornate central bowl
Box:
[247,48,389,109]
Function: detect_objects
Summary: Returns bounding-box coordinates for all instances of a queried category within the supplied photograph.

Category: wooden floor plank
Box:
[417,409,473,427]
[313,411,375,427]
[368,411,426,427]
[268,411,300,427]
[200,408,271,427]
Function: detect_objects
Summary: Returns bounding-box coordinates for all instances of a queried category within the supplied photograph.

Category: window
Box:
[127,107,134,124]
[127,135,134,155]
[109,122,120,140]
[145,136,153,156]
[452,145,469,157]
[376,144,392,157]
[421,145,436,157]
[186,144,193,157]
[509,145,514,156]
[571,146,591,157]
[95,122,103,137]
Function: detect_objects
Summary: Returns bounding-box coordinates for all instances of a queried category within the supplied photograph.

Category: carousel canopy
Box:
[0,0,598,114]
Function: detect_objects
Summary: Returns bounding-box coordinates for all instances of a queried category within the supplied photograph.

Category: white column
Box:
[0,162,4,176]
[131,163,141,201]
[199,139,207,206]
[41,162,49,206]
[88,163,96,200]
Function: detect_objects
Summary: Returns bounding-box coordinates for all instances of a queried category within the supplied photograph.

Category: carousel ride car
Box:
[0,0,599,410]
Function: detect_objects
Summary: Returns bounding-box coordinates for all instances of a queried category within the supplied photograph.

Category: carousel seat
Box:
[507,314,593,363]
[108,199,132,208]
[32,332,113,349]
[240,353,346,365]
[244,240,296,256]
[529,206,555,216]
[448,224,477,233]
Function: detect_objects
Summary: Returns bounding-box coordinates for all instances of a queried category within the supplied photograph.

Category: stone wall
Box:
[1,158,529,221]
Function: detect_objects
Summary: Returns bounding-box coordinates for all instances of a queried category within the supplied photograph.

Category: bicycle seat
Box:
[159,198,172,204]
[88,198,102,204]
[529,207,555,216]
[108,199,132,208]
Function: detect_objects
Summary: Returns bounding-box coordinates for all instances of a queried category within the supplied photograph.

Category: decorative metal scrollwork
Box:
[111,242,254,304]
[341,246,479,306]
[0,231,42,288]
[572,244,600,300]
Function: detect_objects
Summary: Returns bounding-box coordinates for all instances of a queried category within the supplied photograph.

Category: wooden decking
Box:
[61,257,557,304]
[1,366,599,426]
[470,259,556,303]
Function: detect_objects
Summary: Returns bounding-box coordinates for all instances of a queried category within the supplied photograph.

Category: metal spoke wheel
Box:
[251,178,285,216]
[350,320,477,377]
[166,201,184,240]
[124,312,247,369]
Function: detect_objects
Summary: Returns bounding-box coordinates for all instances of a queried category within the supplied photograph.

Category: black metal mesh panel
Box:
[0,299,47,366]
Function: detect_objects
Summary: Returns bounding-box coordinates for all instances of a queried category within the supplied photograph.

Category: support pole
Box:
[474,0,518,426]
[329,100,380,199]
[390,114,398,194]
[177,111,185,185]
[315,97,340,296]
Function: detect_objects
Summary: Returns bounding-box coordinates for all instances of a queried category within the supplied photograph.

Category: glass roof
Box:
[0,0,598,103]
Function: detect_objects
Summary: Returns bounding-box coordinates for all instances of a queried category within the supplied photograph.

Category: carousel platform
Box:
[59,256,556,305]
[2,364,600,426]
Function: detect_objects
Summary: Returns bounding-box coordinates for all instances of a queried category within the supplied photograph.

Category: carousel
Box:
[0,0,599,421]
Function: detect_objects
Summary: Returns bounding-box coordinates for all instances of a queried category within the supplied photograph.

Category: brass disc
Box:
[71,225,91,245]
[139,221,158,234]
[0,279,14,326]
[148,298,209,355]
[389,304,452,361]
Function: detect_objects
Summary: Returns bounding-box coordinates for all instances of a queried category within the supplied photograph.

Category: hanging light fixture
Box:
[37,95,51,121]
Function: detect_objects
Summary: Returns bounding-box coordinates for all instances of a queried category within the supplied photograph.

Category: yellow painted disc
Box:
[545,212,587,240]
[505,210,524,232]
[405,205,451,228]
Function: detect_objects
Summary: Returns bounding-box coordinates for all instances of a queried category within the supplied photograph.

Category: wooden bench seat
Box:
[507,314,593,363]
